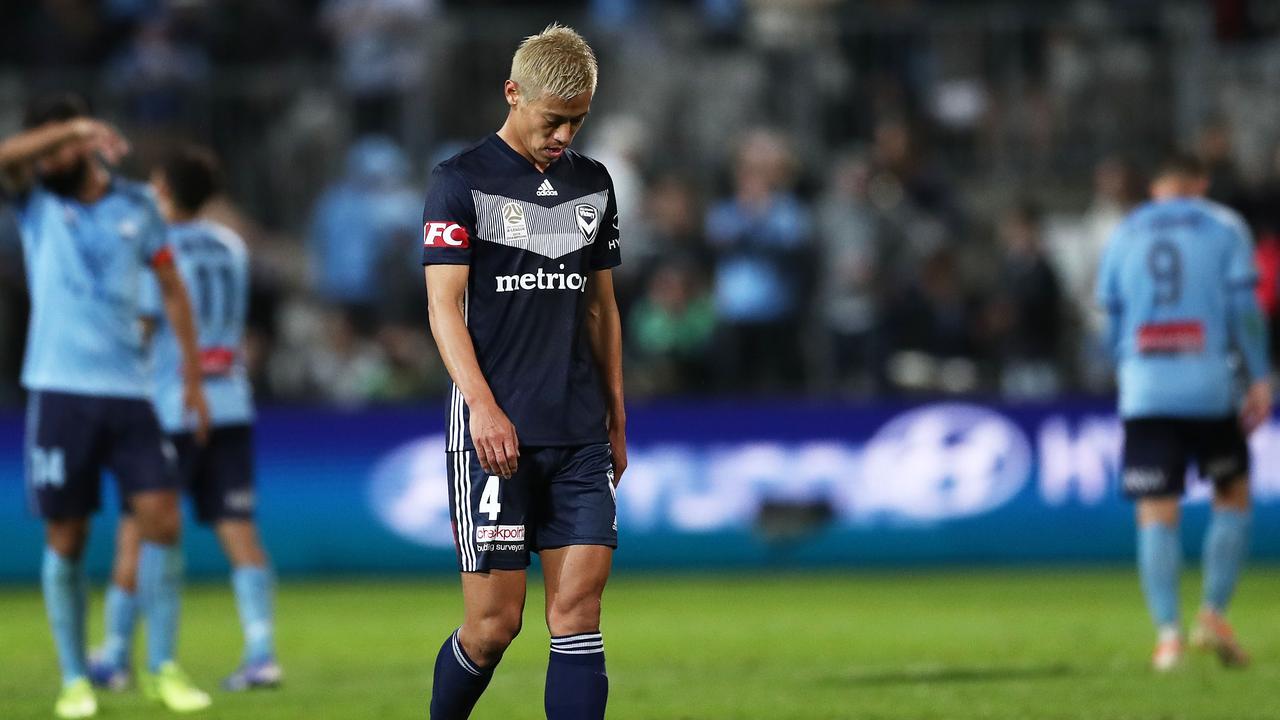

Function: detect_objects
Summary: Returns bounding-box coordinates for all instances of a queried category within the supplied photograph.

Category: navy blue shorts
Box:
[1121,417,1250,498]
[170,425,255,525]
[25,390,178,520]
[447,443,618,572]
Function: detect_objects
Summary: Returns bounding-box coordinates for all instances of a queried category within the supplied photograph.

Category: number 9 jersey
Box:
[140,220,254,433]
[1097,197,1268,419]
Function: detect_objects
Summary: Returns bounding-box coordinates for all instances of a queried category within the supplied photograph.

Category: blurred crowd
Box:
[5,0,1280,407]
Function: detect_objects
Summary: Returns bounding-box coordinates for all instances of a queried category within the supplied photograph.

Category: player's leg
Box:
[129,490,185,669]
[542,545,612,720]
[431,568,528,720]
[28,391,105,718]
[1191,418,1253,665]
[431,571,527,720]
[1202,476,1250,613]
[537,443,617,720]
[191,425,281,690]
[89,515,141,690]
[45,520,98,718]
[1136,496,1183,653]
[110,404,210,712]
[431,450,531,719]
[1190,475,1251,666]
[215,519,282,689]
[1122,419,1187,671]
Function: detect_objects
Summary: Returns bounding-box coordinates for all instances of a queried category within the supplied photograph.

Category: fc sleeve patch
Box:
[423,221,470,249]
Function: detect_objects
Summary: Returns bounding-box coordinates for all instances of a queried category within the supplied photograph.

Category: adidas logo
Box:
[536,179,558,197]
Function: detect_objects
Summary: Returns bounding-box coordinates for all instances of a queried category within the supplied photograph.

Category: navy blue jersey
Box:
[422,134,621,450]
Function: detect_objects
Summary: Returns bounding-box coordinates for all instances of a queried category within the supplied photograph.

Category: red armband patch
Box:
[150,246,175,268]
[423,222,469,248]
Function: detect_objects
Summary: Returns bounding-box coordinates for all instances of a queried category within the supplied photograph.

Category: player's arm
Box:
[424,264,519,478]
[1095,228,1124,359]
[0,118,128,195]
[1231,285,1271,432]
[585,269,627,484]
[1225,225,1273,432]
[153,257,211,443]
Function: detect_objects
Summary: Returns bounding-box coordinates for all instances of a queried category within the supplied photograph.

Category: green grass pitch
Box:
[1,568,1277,719]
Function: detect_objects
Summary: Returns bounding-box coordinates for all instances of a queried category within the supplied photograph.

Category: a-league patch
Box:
[502,202,528,241]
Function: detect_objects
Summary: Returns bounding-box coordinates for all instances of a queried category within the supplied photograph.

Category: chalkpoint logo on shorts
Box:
[476,525,525,543]
[860,403,1031,522]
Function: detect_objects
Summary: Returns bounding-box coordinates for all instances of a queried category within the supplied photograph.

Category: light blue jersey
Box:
[1097,197,1269,418]
[15,180,168,398]
[140,220,253,433]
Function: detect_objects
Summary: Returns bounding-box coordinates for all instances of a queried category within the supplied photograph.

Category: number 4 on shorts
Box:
[479,475,502,521]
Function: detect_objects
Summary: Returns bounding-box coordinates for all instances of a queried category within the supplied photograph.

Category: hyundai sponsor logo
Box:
[364,406,1280,548]
[367,435,453,548]
[859,404,1032,522]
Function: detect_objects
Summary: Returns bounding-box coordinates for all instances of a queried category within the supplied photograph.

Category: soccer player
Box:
[0,95,213,717]
[1098,154,1272,671]
[421,25,625,720]
[87,145,282,692]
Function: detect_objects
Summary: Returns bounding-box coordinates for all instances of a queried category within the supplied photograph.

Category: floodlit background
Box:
[2,2,1280,718]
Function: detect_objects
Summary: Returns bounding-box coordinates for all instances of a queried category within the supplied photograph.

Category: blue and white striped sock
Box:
[546,632,607,720]
[430,628,493,720]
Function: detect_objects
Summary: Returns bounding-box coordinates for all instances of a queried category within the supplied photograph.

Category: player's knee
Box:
[1137,497,1180,527]
[470,611,523,664]
[546,590,603,636]
[45,523,89,560]
[217,520,267,567]
[112,559,139,593]
[1214,476,1251,510]
[138,511,182,545]
[228,545,267,568]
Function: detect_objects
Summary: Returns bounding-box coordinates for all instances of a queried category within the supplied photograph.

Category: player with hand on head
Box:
[1098,153,1271,672]
[87,144,281,694]
[0,94,212,718]
[422,24,626,720]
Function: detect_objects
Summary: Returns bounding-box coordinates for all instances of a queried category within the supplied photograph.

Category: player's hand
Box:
[608,414,626,486]
[70,118,130,165]
[1240,379,1273,434]
[183,379,212,446]
[470,400,519,478]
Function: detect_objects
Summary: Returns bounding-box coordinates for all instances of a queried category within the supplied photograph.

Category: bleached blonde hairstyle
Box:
[510,24,598,102]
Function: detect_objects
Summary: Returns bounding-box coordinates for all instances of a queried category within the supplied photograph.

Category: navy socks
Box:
[545,632,608,720]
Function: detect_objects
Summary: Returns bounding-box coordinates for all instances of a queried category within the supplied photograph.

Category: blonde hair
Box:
[510,24,598,101]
